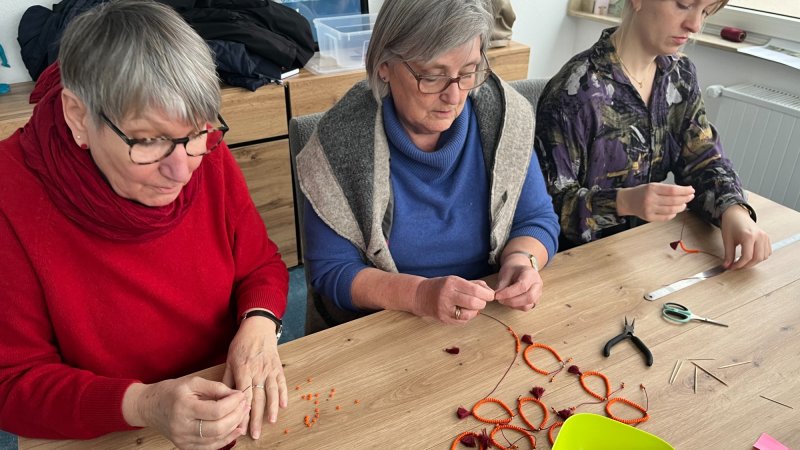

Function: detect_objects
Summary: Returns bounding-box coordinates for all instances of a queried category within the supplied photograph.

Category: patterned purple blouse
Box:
[535,28,752,247]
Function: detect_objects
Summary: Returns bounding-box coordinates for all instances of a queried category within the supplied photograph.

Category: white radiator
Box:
[706,84,800,211]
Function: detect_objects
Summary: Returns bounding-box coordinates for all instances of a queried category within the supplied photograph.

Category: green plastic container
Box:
[553,413,675,450]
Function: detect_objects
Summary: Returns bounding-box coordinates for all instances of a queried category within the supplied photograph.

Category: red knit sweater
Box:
[0,131,288,438]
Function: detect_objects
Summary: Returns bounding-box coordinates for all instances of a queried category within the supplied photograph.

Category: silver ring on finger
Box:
[454,305,462,320]
[253,384,265,389]
[198,419,204,439]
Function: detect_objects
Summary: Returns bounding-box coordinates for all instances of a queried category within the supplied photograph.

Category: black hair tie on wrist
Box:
[241,310,283,340]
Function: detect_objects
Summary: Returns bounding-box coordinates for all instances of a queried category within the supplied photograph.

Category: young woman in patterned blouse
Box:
[535,0,771,270]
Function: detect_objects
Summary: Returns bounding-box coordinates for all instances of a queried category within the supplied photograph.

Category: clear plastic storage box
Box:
[313,14,378,69]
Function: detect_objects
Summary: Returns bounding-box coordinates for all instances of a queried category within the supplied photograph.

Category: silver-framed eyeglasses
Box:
[401,52,492,94]
[100,112,229,165]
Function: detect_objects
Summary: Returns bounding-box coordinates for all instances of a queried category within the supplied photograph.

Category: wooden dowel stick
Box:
[692,362,728,386]
[759,395,794,409]
[717,361,752,369]
[669,360,681,384]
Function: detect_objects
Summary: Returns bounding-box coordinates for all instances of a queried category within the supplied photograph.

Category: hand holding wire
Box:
[617,183,695,222]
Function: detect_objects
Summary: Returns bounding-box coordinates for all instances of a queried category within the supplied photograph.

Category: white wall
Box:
[367,0,382,15]
[510,0,579,79]
[573,20,800,120]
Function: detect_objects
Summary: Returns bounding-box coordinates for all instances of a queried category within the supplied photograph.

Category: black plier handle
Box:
[603,317,653,366]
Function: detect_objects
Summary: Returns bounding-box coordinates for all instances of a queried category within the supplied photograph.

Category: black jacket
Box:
[17,0,104,80]
[208,40,285,91]
[18,0,314,80]
[162,0,314,69]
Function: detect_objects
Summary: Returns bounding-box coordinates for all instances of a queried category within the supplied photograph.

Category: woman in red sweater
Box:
[0,1,289,448]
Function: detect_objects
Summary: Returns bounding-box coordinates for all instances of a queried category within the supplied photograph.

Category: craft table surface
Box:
[19,193,800,449]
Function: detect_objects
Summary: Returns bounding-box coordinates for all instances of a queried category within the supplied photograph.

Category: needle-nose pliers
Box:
[603,317,653,366]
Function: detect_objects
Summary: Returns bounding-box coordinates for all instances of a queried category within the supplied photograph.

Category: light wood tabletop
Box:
[20,193,800,449]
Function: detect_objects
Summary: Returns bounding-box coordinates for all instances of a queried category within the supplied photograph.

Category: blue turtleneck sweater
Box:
[303,97,559,311]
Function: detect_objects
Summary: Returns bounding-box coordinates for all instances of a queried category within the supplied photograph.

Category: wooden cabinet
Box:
[231,140,297,266]
[220,84,286,145]
[0,82,34,139]
[286,40,531,117]
[0,42,531,269]
[218,85,300,267]
[485,41,532,81]
[287,71,365,118]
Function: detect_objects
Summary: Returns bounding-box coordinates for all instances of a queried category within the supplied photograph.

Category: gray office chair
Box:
[287,77,550,333]
[508,77,549,110]
[289,111,324,264]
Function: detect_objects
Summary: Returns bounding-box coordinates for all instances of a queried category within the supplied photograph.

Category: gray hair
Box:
[59,0,220,126]
[365,0,493,101]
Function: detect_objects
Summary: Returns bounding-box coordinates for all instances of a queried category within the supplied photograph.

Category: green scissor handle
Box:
[662,302,728,327]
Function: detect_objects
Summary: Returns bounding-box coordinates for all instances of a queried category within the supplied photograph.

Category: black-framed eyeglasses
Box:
[100,113,229,165]
[401,52,492,94]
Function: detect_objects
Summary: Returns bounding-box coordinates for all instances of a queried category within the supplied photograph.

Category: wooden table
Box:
[21,193,800,449]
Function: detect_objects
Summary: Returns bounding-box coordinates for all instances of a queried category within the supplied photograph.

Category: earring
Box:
[80,144,88,150]
[382,77,388,82]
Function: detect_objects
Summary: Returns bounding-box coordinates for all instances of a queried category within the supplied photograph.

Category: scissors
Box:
[661,302,729,327]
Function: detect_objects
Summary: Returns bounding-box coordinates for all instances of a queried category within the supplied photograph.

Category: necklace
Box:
[613,35,653,89]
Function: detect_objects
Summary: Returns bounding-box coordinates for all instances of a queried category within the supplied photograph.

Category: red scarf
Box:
[20,63,202,242]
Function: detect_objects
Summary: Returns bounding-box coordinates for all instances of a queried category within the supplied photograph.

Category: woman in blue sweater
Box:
[297,0,559,333]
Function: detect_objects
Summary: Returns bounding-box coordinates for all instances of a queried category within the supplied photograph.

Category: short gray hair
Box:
[59,0,220,125]
[365,0,493,101]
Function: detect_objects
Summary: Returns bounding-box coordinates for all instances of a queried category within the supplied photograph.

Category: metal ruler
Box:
[644,232,800,301]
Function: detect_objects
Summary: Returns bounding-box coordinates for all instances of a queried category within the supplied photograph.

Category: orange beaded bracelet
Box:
[471,397,514,424]
[579,371,612,400]
[517,396,549,430]
[606,396,650,425]
[490,424,536,450]
[523,343,563,375]
[548,421,563,445]
[450,431,486,450]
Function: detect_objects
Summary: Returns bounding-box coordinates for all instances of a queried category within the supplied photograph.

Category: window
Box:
[707,2,800,43]
[727,1,800,20]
